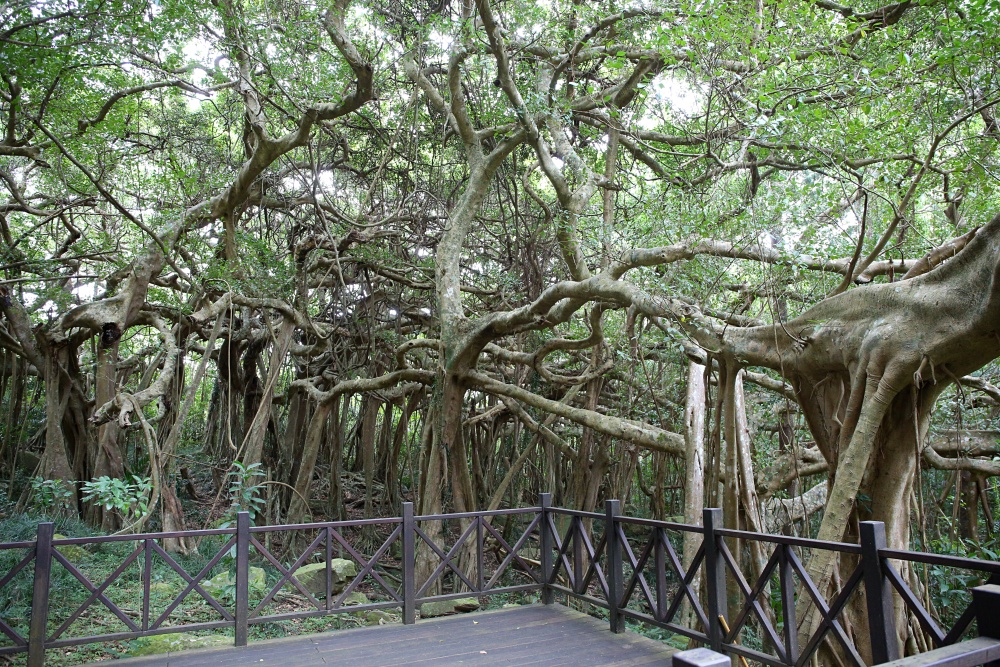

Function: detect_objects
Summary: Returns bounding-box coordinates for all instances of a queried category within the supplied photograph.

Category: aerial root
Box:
[940,363,966,402]
[832,378,845,428]
[913,354,936,388]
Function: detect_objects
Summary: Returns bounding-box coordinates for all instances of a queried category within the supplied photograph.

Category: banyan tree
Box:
[1,0,1000,655]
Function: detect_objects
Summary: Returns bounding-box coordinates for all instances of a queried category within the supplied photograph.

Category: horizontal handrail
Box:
[415,506,540,520]
[879,637,1000,667]
[51,528,236,544]
[548,507,605,520]
[0,541,36,550]
[616,515,705,532]
[879,548,1000,575]
[250,516,401,532]
[716,526,864,553]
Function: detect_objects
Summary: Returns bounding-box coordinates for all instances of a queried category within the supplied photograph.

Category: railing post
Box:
[539,492,553,605]
[654,527,667,624]
[778,544,799,664]
[572,516,585,595]
[860,521,899,664]
[606,499,624,633]
[402,502,416,625]
[142,538,152,631]
[476,515,485,592]
[325,526,333,610]
[973,584,1000,667]
[234,511,250,647]
[28,521,54,667]
[702,508,726,654]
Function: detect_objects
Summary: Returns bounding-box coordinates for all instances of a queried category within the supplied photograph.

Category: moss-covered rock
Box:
[342,591,369,606]
[127,632,231,656]
[286,559,356,595]
[249,566,266,592]
[343,591,372,618]
[201,566,266,599]
[52,534,88,563]
[364,610,394,625]
[331,558,356,583]
[419,597,480,618]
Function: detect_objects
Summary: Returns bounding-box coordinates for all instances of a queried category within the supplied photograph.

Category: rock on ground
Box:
[127,632,231,656]
[418,598,481,618]
[285,559,357,595]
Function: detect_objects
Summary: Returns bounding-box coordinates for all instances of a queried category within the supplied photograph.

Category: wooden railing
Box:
[2,494,999,666]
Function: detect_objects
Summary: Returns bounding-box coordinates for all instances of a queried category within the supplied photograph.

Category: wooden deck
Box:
[81,604,676,666]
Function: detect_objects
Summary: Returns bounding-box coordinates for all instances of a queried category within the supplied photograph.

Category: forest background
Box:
[2,0,1000,659]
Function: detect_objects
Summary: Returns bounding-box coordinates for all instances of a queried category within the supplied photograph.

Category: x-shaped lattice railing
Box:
[548,514,608,599]
[248,526,403,618]
[616,525,708,634]
[0,548,33,649]
[883,558,1000,649]
[785,548,865,667]
[48,543,142,640]
[148,538,235,630]
[45,536,236,643]
[415,520,479,597]
[482,515,542,591]
[415,515,539,597]
[720,540,788,661]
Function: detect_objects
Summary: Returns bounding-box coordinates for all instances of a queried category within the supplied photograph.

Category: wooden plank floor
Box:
[82,604,677,666]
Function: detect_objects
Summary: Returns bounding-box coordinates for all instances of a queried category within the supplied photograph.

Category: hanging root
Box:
[832,377,845,427]
[912,355,936,388]
[939,363,966,402]
[798,361,906,651]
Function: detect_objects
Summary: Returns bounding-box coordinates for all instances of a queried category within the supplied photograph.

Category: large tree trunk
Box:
[0,352,26,474]
[329,396,348,521]
[447,378,478,515]
[281,385,309,508]
[568,374,607,511]
[734,371,768,582]
[385,391,421,509]
[241,317,295,466]
[416,405,443,516]
[288,398,335,524]
[39,346,84,513]
[363,398,389,519]
[91,343,124,529]
[682,361,706,629]
[725,213,1000,657]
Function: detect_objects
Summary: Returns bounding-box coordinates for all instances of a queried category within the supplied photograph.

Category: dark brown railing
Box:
[2,495,999,667]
